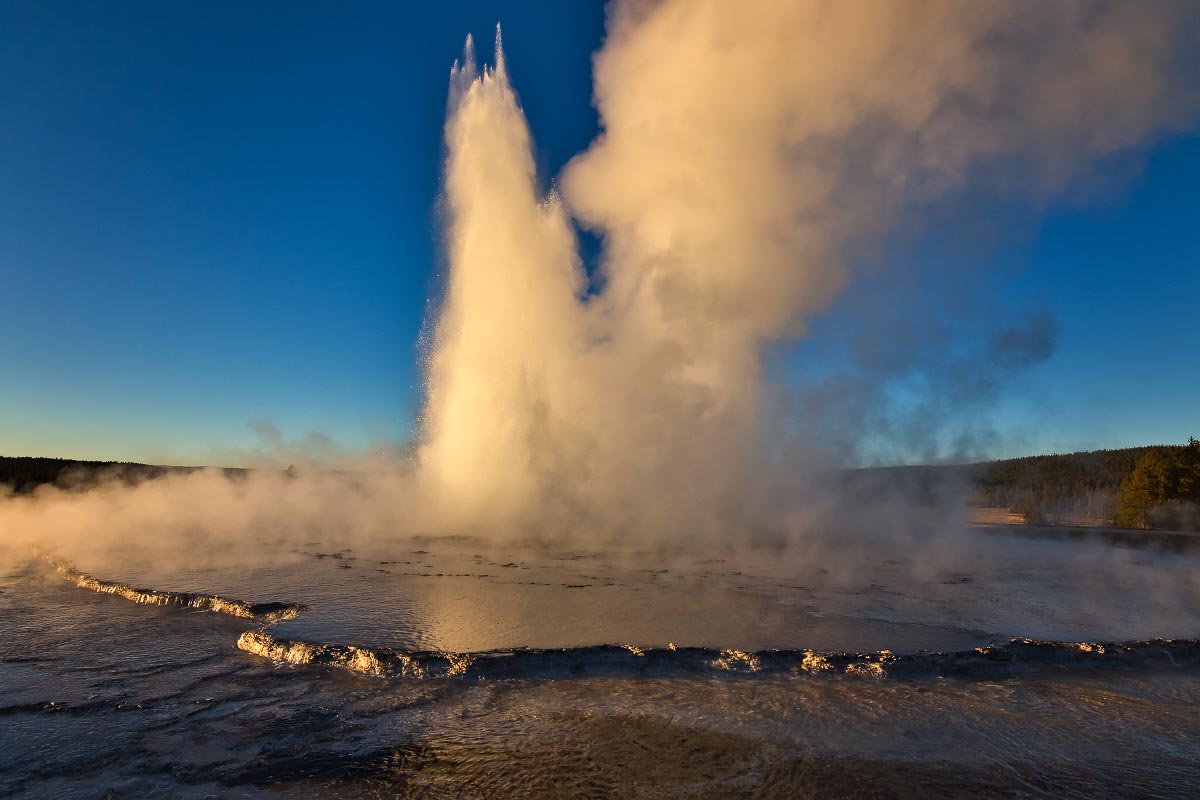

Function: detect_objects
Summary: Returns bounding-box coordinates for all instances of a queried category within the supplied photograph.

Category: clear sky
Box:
[1,2,1196,465]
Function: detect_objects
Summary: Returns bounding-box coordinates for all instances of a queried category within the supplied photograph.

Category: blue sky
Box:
[1,2,1196,464]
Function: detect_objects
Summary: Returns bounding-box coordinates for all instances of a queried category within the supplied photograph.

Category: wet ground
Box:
[2,529,1199,798]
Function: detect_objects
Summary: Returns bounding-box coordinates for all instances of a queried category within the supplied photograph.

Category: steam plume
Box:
[418,1,1198,539]
[2,2,1198,560]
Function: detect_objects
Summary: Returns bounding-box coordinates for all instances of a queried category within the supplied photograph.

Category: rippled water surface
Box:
[3,530,1200,798]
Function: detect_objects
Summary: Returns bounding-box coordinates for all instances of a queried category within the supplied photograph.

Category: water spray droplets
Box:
[450,24,507,97]
[493,23,506,81]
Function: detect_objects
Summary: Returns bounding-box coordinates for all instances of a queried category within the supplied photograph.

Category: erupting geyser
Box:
[0,2,1195,556]
[4,3,1200,796]
[417,2,1196,542]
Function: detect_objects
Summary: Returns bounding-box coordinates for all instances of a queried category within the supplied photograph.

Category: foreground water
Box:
[3,529,1200,798]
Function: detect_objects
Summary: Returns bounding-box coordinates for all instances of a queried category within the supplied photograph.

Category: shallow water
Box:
[3,530,1200,798]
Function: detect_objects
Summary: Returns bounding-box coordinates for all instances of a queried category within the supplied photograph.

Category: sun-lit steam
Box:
[2,1,1199,559]
[417,1,1198,539]
[419,25,590,533]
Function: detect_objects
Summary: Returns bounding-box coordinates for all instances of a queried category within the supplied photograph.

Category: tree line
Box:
[963,440,1197,530]
[5,439,1198,530]
[0,456,245,494]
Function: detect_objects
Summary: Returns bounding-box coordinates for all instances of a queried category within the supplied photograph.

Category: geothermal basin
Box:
[2,528,1199,798]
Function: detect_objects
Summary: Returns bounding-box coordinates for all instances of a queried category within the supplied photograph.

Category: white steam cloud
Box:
[418,1,1198,539]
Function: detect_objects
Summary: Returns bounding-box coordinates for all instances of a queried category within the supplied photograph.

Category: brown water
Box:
[2,530,1199,798]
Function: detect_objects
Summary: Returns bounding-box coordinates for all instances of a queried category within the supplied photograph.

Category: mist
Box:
[4,0,1200,565]
[418,0,1197,540]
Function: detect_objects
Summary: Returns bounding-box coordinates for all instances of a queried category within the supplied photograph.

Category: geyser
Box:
[5,5,1200,797]
[2,0,1197,559]
[417,1,1197,541]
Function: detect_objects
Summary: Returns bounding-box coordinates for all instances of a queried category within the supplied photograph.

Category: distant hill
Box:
[968,446,1185,520]
[844,444,1195,528]
[0,456,244,494]
[4,443,1195,530]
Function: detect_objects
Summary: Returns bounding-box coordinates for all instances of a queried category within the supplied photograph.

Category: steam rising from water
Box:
[3,1,1199,558]
[418,1,1198,538]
